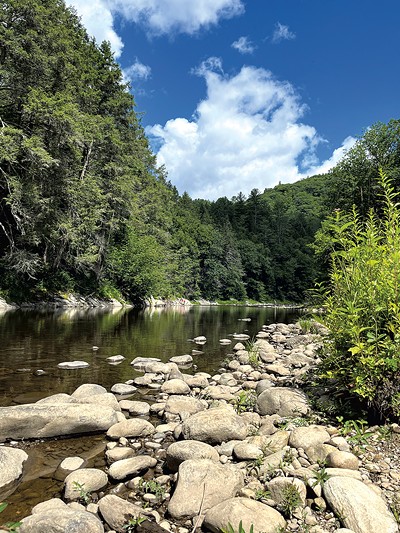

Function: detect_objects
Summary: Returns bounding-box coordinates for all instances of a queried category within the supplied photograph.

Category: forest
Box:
[1,0,400,305]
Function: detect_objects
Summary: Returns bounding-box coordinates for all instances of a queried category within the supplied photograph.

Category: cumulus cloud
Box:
[232,36,256,54]
[123,59,152,83]
[69,0,244,55]
[68,0,124,57]
[272,22,296,43]
[147,60,355,200]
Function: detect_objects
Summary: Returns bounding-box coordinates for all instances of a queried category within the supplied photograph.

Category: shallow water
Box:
[0,304,301,521]
[0,305,301,406]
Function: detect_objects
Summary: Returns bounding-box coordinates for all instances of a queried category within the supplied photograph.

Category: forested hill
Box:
[1,1,399,305]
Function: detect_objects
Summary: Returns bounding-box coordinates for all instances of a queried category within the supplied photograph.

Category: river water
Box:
[0,304,301,522]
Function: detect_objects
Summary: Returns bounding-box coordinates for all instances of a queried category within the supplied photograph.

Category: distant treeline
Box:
[1,0,399,304]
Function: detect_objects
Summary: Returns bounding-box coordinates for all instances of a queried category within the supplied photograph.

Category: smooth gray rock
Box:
[166,440,220,471]
[36,394,76,404]
[76,393,121,411]
[64,468,108,500]
[326,450,359,470]
[289,425,330,449]
[0,404,120,441]
[204,497,286,533]
[164,395,205,416]
[71,384,108,399]
[168,459,244,518]
[267,477,307,508]
[98,495,149,533]
[0,446,28,500]
[169,355,193,366]
[107,418,155,439]
[181,408,248,444]
[257,387,309,416]
[57,361,89,369]
[110,383,137,395]
[161,379,190,395]
[323,476,398,533]
[108,456,157,480]
[105,446,136,464]
[127,401,150,416]
[54,456,86,481]
[19,506,104,533]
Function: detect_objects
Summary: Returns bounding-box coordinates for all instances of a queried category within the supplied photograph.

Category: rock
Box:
[257,387,309,417]
[168,459,244,518]
[31,498,66,514]
[19,504,104,533]
[164,396,205,416]
[161,379,190,395]
[324,468,362,480]
[71,384,108,399]
[289,425,330,449]
[264,364,291,376]
[54,456,86,481]
[233,343,246,351]
[128,401,151,416]
[233,442,263,461]
[194,336,207,342]
[166,441,220,472]
[106,447,137,464]
[203,385,237,401]
[108,456,157,480]
[64,468,108,500]
[76,393,122,411]
[305,443,337,464]
[110,383,137,395]
[219,339,232,345]
[57,361,89,369]
[0,447,28,500]
[0,404,120,441]
[323,476,398,533]
[203,497,286,533]
[169,355,193,366]
[106,355,125,363]
[326,450,359,470]
[181,408,248,444]
[182,374,209,388]
[98,494,149,532]
[256,380,275,395]
[107,419,156,439]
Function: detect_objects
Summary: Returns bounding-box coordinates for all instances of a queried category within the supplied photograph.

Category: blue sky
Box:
[68,0,400,200]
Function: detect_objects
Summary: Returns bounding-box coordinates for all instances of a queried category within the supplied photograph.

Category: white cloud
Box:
[307,136,356,175]
[272,22,296,43]
[68,0,124,57]
[69,0,244,55]
[232,36,256,54]
[147,60,356,200]
[123,59,152,83]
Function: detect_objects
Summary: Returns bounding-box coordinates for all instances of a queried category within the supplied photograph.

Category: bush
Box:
[314,171,400,420]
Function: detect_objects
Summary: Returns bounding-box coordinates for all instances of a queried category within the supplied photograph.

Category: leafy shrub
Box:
[314,171,400,420]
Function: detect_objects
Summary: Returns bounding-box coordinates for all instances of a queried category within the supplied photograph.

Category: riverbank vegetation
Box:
[1,0,400,313]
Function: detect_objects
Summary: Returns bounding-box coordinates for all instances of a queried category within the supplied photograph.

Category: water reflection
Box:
[0,305,302,406]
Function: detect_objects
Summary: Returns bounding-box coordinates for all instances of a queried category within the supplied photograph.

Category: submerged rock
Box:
[0,447,28,500]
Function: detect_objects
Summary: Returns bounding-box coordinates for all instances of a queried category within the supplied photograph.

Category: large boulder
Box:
[0,404,120,441]
[204,497,286,533]
[0,447,28,500]
[168,459,244,518]
[166,441,220,472]
[323,476,398,533]
[161,379,190,395]
[257,387,309,417]
[181,408,248,444]
[164,395,205,416]
[289,425,330,449]
[98,495,149,533]
[19,500,104,533]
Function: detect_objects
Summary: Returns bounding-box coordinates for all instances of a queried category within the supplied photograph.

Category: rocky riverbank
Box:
[1,322,399,533]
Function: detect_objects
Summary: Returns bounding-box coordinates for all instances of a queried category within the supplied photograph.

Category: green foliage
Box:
[278,483,303,518]
[254,488,271,501]
[312,467,330,487]
[336,417,373,446]
[71,481,91,505]
[314,171,400,420]
[234,390,257,414]
[123,516,146,532]
[138,478,165,499]
[0,502,21,532]
[221,520,254,533]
